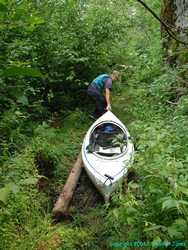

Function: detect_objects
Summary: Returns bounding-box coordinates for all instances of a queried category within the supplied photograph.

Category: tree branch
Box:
[135,0,188,46]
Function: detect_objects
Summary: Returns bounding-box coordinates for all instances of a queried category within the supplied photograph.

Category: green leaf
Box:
[28,16,45,25]
[112,208,119,219]
[127,217,135,225]
[17,95,29,106]
[12,8,26,20]
[21,177,38,185]
[174,219,188,231]
[151,236,162,249]
[163,240,171,248]
[162,199,179,211]
[0,3,7,12]
[178,200,188,206]
[168,227,183,238]
[178,186,188,196]
[126,206,137,215]
[128,182,139,189]
[0,186,11,204]
[167,219,187,238]
[3,66,43,77]
[0,183,18,204]
[144,225,165,232]
[182,63,188,69]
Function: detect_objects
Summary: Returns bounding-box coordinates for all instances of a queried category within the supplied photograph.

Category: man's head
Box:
[111,70,120,81]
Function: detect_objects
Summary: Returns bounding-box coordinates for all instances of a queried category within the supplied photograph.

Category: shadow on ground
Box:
[71,168,104,212]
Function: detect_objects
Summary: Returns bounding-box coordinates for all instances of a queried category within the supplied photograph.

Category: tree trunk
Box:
[161,0,188,65]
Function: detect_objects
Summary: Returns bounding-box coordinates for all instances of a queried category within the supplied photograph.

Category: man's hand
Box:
[106,104,112,111]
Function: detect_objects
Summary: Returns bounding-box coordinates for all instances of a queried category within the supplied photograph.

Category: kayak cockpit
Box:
[87,122,127,157]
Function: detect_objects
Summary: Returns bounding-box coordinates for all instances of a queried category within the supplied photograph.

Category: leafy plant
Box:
[112,134,127,152]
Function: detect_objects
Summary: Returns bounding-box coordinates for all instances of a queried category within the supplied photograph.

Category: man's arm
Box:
[104,77,112,110]
[105,88,111,110]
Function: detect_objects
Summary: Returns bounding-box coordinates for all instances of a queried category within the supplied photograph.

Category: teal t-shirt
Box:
[92,74,112,91]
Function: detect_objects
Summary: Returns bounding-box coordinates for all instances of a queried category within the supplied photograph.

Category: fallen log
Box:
[53,152,83,216]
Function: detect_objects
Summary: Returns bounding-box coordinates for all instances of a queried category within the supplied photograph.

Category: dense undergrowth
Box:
[1,0,188,249]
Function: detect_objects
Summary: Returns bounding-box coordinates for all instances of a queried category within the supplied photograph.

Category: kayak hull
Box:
[82,111,134,202]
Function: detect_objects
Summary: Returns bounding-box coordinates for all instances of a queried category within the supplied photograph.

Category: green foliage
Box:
[0,183,18,205]
[1,0,188,249]
[0,0,132,158]
[105,48,188,250]
[0,112,89,249]
[3,66,42,77]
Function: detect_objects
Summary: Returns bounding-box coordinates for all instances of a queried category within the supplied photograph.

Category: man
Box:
[87,70,120,119]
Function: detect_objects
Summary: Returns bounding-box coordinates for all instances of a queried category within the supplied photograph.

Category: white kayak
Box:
[81,111,134,202]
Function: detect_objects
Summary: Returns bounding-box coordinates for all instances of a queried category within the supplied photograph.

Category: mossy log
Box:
[53,153,83,215]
